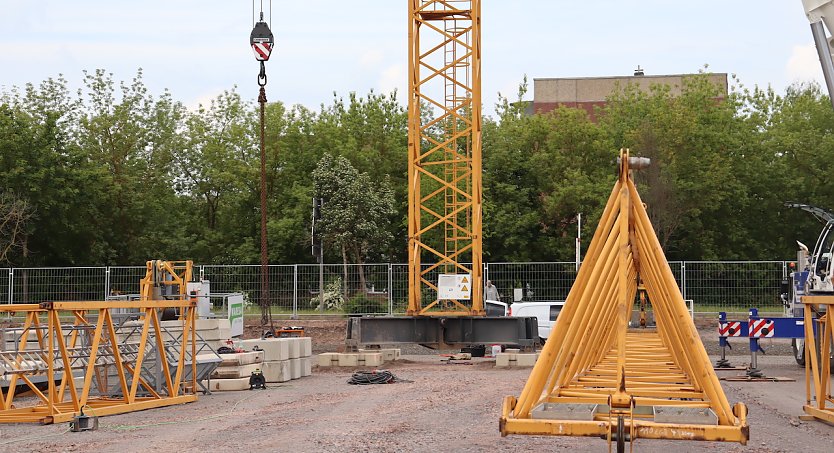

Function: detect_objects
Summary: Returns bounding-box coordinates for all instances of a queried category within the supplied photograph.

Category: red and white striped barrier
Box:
[718,321,742,337]
[748,319,775,338]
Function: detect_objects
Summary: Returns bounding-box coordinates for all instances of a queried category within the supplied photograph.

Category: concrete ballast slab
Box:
[220,351,264,367]
[288,338,302,359]
[299,337,312,357]
[317,353,339,367]
[239,338,290,361]
[202,377,251,392]
[261,360,291,383]
[290,358,302,379]
[213,363,262,379]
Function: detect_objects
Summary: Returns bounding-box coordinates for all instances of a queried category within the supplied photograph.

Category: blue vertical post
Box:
[716,312,731,368]
[747,308,763,377]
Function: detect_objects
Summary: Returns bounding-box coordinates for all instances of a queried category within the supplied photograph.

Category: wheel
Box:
[793,336,834,368]
[616,415,625,453]
[792,338,805,366]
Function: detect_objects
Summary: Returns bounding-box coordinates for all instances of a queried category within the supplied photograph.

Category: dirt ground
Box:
[2,320,833,452]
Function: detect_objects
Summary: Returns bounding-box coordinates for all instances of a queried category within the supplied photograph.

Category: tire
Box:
[616,415,625,453]
[792,338,805,366]
[793,337,834,368]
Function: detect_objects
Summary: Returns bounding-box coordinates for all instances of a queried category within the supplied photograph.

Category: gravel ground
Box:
[2,318,833,452]
[2,355,833,452]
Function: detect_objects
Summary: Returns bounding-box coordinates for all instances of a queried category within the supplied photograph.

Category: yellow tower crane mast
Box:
[407,0,483,316]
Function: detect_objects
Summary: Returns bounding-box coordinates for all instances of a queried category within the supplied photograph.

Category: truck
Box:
[509,300,566,343]
[784,203,834,366]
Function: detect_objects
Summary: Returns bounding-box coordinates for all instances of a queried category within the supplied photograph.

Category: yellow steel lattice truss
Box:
[407,0,483,316]
[500,150,748,448]
[801,295,834,425]
[0,262,198,424]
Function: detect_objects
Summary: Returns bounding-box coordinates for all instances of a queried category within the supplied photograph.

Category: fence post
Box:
[782,261,788,280]
[199,265,205,281]
[104,267,111,300]
[387,263,393,315]
[293,264,298,318]
[484,262,489,285]
[681,261,687,301]
[7,268,12,305]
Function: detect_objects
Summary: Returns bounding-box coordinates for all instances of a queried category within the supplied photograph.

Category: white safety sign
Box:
[437,274,472,300]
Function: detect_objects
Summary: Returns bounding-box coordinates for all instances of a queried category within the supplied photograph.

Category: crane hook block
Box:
[250,18,274,62]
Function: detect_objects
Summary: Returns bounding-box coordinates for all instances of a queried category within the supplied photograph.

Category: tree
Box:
[0,192,32,266]
[312,153,396,294]
[484,79,613,261]
[598,72,751,259]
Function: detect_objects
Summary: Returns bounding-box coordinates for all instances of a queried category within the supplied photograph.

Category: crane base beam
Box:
[345,316,538,350]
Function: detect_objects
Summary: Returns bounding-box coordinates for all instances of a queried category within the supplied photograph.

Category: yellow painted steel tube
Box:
[515,188,623,416]
[628,181,735,425]
[538,214,624,404]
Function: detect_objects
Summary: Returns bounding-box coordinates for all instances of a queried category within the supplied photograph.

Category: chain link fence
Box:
[0,261,790,315]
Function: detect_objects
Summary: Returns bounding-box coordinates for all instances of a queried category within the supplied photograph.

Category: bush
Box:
[310,277,345,311]
[344,293,387,314]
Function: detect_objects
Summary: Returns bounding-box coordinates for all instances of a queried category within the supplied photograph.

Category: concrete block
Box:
[202,377,251,392]
[194,318,231,331]
[212,363,261,379]
[337,353,359,367]
[302,357,312,377]
[219,351,264,367]
[360,352,384,367]
[239,338,290,361]
[288,338,301,359]
[504,348,521,354]
[360,348,400,362]
[515,353,538,367]
[317,353,339,367]
[290,358,302,380]
[262,360,291,383]
[299,337,312,357]
[495,353,512,367]
[196,328,232,341]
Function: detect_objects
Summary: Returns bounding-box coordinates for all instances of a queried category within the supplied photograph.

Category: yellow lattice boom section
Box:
[407,0,483,316]
[499,150,749,448]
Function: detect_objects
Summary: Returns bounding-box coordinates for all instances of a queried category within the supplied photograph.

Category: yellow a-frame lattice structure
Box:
[407,0,483,316]
[500,150,748,450]
[0,261,199,424]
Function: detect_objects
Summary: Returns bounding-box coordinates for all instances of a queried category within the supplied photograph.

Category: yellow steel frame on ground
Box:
[801,295,834,425]
[407,0,483,316]
[500,150,748,448]
[140,260,194,300]
[0,299,197,424]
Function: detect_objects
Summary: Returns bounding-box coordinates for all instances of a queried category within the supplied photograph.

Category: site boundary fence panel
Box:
[0,261,791,316]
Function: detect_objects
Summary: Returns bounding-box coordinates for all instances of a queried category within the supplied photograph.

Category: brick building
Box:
[529,70,728,121]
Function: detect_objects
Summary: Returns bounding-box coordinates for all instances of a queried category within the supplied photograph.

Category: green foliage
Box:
[3,67,834,266]
[343,293,387,314]
[310,277,345,311]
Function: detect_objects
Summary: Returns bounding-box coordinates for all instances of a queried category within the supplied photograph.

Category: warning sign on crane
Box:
[438,274,472,300]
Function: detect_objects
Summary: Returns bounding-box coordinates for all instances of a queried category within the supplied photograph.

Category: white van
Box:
[485,300,508,317]
[510,301,565,342]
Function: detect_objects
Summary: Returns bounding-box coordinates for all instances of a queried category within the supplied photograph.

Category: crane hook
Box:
[258,61,267,87]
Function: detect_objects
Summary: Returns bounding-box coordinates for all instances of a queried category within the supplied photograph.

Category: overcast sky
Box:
[0,1,828,117]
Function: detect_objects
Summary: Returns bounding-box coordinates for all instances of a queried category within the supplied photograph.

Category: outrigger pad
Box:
[500,149,748,446]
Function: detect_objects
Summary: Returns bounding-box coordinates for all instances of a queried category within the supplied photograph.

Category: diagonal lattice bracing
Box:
[408,0,483,316]
[500,149,749,449]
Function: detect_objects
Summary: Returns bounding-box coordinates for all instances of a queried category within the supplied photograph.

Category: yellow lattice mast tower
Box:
[407,0,483,316]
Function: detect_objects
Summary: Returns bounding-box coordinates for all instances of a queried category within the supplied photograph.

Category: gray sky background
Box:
[0,1,828,117]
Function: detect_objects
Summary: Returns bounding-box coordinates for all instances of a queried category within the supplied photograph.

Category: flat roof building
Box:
[530,71,728,121]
